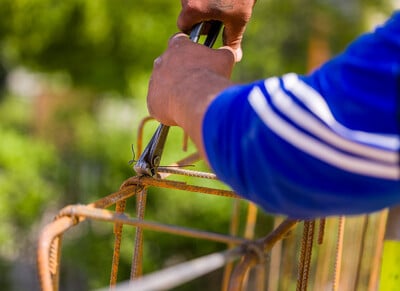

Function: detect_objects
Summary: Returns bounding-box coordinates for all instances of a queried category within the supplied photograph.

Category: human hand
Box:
[177,0,256,62]
[147,34,235,155]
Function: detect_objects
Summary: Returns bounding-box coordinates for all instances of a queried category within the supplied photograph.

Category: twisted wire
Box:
[157,167,217,180]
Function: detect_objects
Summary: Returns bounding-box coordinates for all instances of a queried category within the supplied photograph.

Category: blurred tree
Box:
[234,0,394,81]
[0,0,180,94]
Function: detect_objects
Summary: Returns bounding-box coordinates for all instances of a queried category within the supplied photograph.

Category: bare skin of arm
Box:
[177,0,256,61]
[147,34,235,160]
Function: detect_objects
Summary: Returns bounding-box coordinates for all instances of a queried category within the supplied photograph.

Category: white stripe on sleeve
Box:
[264,77,398,164]
[282,73,400,151]
[247,86,399,180]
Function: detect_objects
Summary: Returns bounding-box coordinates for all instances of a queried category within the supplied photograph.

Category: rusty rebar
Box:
[297,221,308,291]
[229,254,258,291]
[55,205,249,246]
[158,167,217,179]
[354,215,369,290]
[228,219,299,290]
[120,175,239,199]
[318,218,326,245]
[131,188,148,279]
[38,216,80,291]
[136,116,154,157]
[39,170,238,290]
[48,235,62,291]
[368,210,388,291]
[90,185,142,209]
[297,220,315,291]
[332,216,345,291]
[39,115,303,291]
[268,216,285,291]
[222,199,241,291]
[110,200,127,286]
[241,203,259,290]
[244,203,258,240]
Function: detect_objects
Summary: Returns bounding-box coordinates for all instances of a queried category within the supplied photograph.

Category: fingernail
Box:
[171,32,188,40]
[235,48,243,62]
[154,57,162,67]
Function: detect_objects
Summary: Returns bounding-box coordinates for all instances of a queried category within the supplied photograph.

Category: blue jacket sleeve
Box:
[202,12,400,219]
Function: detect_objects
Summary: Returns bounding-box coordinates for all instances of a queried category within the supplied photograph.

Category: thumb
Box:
[214,46,236,77]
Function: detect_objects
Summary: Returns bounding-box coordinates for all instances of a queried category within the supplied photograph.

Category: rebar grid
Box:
[37,117,390,291]
[38,165,298,290]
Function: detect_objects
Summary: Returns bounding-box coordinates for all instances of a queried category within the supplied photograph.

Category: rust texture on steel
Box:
[332,216,345,291]
[37,162,249,291]
[37,113,298,291]
[103,218,297,291]
[37,116,387,291]
[227,219,299,290]
[38,170,296,290]
[297,220,315,291]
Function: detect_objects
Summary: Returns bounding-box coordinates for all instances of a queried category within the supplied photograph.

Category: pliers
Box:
[134,21,223,177]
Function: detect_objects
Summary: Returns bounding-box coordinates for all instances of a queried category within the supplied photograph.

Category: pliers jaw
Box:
[134,124,170,177]
[133,160,154,177]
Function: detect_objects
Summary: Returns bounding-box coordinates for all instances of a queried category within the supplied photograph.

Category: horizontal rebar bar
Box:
[120,175,239,199]
[97,218,298,291]
[58,205,249,245]
[158,167,217,179]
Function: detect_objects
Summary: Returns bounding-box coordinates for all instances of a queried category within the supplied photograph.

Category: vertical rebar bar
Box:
[222,199,241,291]
[332,216,345,291]
[368,210,388,291]
[268,216,284,291]
[136,116,154,157]
[110,200,127,287]
[241,203,259,290]
[318,218,326,245]
[297,220,315,291]
[304,221,315,290]
[313,218,335,290]
[49,235,62,291]
[353,215,369,290]
[130,188,148,279]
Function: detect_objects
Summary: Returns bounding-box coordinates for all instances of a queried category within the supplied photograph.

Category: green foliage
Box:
[0,95,61,253]
[0,0,180,94]
[234,0,394,81]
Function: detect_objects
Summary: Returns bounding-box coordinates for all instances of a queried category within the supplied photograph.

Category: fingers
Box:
[166,33,235,76]
[177,18,243,62]
[216,46,236,75]
[177,2,207,34]
[222,23,247,62]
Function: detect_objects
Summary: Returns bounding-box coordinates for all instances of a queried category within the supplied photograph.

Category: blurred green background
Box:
[0,0,396,290]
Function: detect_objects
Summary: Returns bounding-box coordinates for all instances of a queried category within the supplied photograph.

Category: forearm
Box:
[202,12,400,218]
[204,76,399,218]
[175,69,234,159]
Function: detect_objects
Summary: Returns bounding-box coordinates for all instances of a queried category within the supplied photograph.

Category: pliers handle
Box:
[134,21,223,177]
